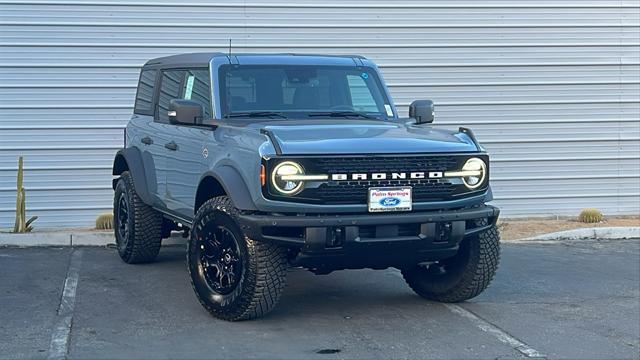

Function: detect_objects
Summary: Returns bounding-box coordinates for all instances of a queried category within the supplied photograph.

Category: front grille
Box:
[314,156,458,174]
[314,156,457,204]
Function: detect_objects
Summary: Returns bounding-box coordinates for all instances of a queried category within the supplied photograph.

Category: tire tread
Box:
[402,223,500,302]
[114,171,163,263]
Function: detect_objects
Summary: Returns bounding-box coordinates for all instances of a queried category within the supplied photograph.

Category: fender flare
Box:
[112,148,154,205]
[201,166,257,211]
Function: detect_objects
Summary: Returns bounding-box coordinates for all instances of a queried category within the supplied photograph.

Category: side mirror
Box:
[168,99,204,125]
[409,100,434,124]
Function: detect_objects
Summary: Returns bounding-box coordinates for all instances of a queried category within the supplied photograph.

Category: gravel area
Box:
[498,216,639,240]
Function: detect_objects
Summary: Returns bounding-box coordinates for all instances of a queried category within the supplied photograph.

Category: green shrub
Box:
[578,208,604,223]
[95,213,114,230]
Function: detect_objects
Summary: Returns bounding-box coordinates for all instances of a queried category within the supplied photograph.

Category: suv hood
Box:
[259,120,479,155]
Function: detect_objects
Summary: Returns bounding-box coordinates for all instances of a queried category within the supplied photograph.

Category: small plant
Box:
[13,156,38,233]
[95,213,114,230]
[578,208,604,223]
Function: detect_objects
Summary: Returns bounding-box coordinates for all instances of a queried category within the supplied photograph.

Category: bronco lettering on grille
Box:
[331,172,443,181]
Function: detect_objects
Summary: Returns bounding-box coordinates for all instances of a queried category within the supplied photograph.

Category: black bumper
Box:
[238,205,499,272]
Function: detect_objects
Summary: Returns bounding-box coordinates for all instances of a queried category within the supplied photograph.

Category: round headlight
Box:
[461,158,486,189]
[271,161,304,195]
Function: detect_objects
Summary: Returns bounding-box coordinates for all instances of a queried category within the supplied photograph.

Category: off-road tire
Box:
[401,222,500,302]
[113,171,163,264]
[187,196,288,321]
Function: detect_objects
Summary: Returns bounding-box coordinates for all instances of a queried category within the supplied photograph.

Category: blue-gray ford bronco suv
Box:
[112,53,500,321]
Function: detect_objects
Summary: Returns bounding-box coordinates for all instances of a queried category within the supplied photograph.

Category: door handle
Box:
[141,136,153,145]
[164,141,178,151]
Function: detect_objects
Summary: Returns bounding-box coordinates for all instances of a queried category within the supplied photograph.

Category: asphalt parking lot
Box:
[1,239,638,360]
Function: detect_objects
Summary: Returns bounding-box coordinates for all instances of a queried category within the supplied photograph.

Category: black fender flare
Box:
[200,166,257,211]
[112,148,154,205]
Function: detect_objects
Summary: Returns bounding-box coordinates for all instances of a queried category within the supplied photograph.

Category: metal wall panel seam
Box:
[2,80,639,88]
[4,118,640,130]
[1,99,638,109]
[1,1,639,8]
[3,41,639,47]
[3,138,638,151]
[1,22,639,28]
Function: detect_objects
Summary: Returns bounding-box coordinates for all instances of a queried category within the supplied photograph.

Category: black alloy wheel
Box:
[116,192,130,247]
[198,223,243,295]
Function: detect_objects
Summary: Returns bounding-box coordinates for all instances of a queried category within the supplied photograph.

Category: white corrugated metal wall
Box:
[0,0,639,228]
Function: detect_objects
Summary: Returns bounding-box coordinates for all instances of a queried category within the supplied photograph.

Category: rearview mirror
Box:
[409,100,434,124]
[168,99,204,125]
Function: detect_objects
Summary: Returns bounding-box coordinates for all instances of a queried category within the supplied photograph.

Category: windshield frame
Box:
[215,64,396,121]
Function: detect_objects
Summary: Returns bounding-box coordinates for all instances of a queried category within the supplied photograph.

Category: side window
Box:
[157,69,212,123]
[346,74,378,112]
[134,69,156,115]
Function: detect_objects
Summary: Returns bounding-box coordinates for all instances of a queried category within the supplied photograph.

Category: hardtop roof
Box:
[142,52,370,69]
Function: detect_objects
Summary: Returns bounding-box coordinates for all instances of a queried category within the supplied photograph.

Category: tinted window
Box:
[134,69,156,114]
[157,69,212,123]
[347,74,379,112]
[219,65,391,119]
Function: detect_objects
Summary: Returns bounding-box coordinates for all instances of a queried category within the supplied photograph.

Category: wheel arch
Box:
[111,147,154,205]
[195,167,257,213]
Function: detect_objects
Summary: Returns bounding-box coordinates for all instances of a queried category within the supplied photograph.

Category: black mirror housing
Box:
[168,99,204,125]
[409,100,434,124]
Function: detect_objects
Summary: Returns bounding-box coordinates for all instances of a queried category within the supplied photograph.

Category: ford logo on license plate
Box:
[379,197,401,207]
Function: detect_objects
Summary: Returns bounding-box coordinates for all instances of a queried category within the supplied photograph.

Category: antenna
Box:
[228,38,232,57]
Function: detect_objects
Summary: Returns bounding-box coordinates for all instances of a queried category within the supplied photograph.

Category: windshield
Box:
[218,65,394,120]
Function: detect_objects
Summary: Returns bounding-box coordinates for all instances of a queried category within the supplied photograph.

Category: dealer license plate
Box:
[368,187,412,213]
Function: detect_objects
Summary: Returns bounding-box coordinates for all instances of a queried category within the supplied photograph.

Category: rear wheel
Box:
[113,171,163,263]
[401,222,500,302]
[187,196,288,321]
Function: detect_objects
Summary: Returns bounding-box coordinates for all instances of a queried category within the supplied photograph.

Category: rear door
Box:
[129,68,168,208]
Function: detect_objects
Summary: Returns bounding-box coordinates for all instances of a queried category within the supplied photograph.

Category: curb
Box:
[0,231,188,247]
[518,227,640,241]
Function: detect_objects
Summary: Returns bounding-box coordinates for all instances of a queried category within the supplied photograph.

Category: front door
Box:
[158,68,213,218]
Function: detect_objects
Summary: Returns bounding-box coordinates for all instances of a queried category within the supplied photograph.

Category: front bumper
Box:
[238,205,499,272]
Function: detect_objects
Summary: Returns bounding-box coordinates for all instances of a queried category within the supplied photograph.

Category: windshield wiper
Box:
[225,111,288,119]
[307,111,378,120]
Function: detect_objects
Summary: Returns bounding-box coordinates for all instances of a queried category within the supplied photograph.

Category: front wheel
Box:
[401,223,500,302]
[187,196,288,321]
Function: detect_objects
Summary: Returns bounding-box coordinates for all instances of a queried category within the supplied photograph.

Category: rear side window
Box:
[157,69,212,124]
[134,69,156,115]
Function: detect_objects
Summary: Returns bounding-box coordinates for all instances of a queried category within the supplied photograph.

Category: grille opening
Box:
[359,226,375,238]
[399,223,421,237]
[357,224,421,239]
[263,226,304,239]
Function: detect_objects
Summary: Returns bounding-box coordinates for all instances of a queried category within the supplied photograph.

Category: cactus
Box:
[12,156,37,233]
[578,208,604,223]
[95,213,114,230]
